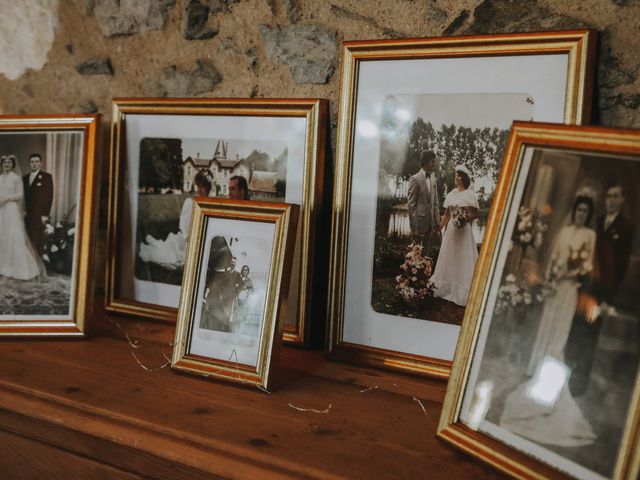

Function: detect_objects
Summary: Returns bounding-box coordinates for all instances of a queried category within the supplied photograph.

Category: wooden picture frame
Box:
[438,122,640,480]
[171,198,298,390]
[0,114,100,336]
[327,30,597,378]
[105,98,327,345]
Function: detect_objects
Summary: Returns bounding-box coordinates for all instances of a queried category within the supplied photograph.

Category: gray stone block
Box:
[260,24,337,84]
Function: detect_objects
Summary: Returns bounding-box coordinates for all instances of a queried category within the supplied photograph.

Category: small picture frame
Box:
[0,115,100,336]
[105,98,327,345]
[327,30,596,378]
[171,199,298,390]
[438,122,640,480]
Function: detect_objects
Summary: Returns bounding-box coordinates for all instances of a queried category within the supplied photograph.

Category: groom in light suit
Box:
[407,150,440,256]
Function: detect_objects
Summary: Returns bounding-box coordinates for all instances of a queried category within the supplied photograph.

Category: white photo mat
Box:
[343,54,568,361]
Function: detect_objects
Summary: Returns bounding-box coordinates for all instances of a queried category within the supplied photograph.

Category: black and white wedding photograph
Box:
[465,148,640,479]
[188,221,273,368]
[0,131,83,318]
[371,93,533,325]
[134,136,288,287]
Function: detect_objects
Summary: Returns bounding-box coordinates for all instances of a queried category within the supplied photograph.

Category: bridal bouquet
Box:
[451,206,468,229]
[395,242,435,304]
[548,242,593,280]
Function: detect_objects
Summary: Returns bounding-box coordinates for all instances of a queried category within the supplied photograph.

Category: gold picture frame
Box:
[327,30,597,378]
[105,98,327,345]
[171,198,298,390]
[438,122,640,480]
[0,114,100,336]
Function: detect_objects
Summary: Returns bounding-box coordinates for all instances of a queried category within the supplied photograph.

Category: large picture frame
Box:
[438,122,640,480]
[172,198,298,390]
[327,30,596,378]
[0,114,100,336]
[105,98,327,345]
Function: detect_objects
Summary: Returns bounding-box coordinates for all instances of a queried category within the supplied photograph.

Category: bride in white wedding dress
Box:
[430,165,479,306]
[0,155,44,280]
[138,171,213,268]
[499,193,597,447]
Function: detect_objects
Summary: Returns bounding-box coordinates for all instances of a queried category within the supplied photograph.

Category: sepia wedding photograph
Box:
[106,99,325,348]
[466,148,640,479]
[134,136,287,287]
[0,130,83,319]
[328,31,595,378]
[190,229,272,367]
[371,93,533,325]
[442,123,640,480]
[171,199,299,389]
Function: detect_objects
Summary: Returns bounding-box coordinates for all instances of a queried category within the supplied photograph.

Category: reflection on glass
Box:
[467,380,494,430]
[357,119,379,138]
[525,355,569,407]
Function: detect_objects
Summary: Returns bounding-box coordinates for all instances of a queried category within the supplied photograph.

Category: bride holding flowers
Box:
[430,165,479,306]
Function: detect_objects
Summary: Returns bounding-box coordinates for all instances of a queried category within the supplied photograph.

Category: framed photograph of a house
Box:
[0,114,100,335]
[105,98,327,345]
[327,30,596,378]
[438,122,640,480]
[172,199,299,390]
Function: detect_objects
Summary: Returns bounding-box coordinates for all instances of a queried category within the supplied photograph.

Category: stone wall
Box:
[0,0,639,289]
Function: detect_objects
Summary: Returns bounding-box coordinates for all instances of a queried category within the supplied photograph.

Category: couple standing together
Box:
[0,153,53,281]
[407,149,479,307]
[500,183,634,447]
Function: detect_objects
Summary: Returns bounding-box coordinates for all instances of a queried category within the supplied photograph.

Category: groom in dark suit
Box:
[567,183,634,396]
[23,153,54,256]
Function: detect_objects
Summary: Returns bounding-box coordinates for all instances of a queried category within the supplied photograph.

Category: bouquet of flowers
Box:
[513,205,550,249]
[451,206,468,229]
[395,242,436,304]
[42,207,76,275]
[494,273,553,315]
[548,241,593,281]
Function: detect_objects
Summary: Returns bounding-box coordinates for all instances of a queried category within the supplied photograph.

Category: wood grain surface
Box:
[0,310,504,479]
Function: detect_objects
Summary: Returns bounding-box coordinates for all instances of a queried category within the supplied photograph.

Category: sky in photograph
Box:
[387,93,535,130]
[181,138,286,161]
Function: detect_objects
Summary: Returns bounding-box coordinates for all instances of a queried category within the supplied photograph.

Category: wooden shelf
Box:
[0,310,503,479]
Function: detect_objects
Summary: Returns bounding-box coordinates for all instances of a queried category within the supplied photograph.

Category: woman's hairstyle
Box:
[456,169,471,189]
[241,265,250,275]
[571,195,595,225]
[194,170,212,194]
[1,155,16,169]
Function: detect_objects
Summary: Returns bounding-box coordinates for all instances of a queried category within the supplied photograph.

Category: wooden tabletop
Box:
[0,311,504,479]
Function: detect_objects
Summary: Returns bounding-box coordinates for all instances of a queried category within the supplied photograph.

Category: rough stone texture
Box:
[329,3,404,39]
[0,0,637,290]
[260,24,337,84]
[75,57,114,75]
[283,0,302,23]
[93,0,176,37]
[184,0,218,39]
[72,100,99,114]
[461,0,588,34]
[0,0,58,80]
[147,59,222,97]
